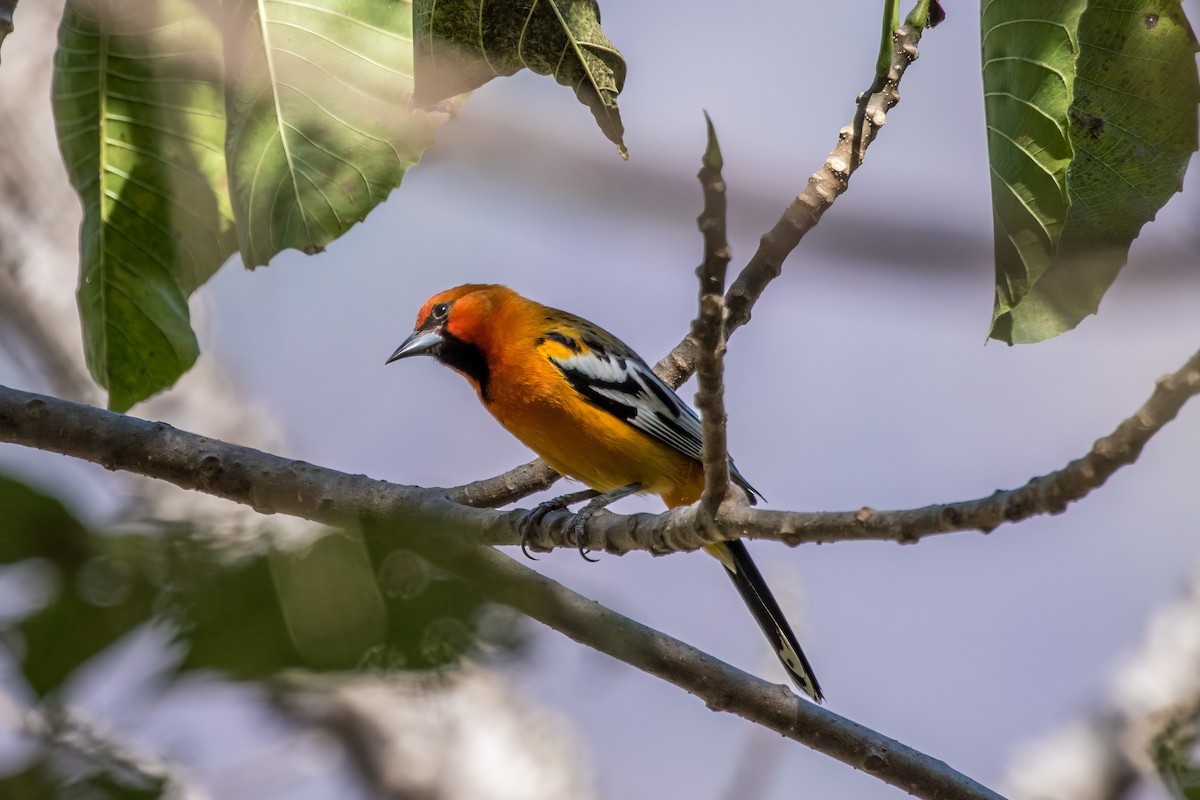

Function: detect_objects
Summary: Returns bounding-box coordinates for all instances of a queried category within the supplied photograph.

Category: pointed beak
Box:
[386,329,443,364]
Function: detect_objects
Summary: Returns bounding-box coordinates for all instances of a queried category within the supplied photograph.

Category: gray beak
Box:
[386,329,444,364]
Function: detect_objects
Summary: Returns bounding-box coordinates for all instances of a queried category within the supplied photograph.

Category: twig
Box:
[450,9,933,509]
[513,346,1200,552]
[0,385,1000,798]
[693,112,732,516]
[661,10,930,385]
[445,457,559,508]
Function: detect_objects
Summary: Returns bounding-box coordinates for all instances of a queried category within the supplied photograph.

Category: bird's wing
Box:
[551,336,706,461]
[539,318,761,502]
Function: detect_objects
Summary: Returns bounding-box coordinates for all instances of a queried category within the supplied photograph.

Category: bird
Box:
[386,283,823,702]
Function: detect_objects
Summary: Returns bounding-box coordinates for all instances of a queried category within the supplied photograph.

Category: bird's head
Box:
[387,284,514,395]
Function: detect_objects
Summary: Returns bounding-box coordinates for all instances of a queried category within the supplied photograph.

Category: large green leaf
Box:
[413,0,627,158]
[53,0,237,411]
[982,0,1199,343]
[223,0,456,267]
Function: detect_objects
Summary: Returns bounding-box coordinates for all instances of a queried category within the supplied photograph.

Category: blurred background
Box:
[1,0,1199,798]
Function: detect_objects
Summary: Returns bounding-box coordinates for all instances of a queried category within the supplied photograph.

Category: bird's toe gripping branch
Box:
[518,488,599,560]
[517,484,644,561]
[570,483,643,561]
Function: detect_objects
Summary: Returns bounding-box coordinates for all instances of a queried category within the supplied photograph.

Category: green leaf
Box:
[0,475,158,696]
[223,0,456,267]
[1153,709,1200,800]
[0,475,90,566]
[0,472,521,693]
[176,528,518,677]
[413,0,627,158]
[53,0,238,411]
[19,556,159,697]
[70,769,166,800]
[983,0,1200,343]
[0,762,57,800]
[0,758,166,800]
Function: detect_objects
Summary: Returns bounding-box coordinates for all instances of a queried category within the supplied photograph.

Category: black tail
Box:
[708,539,823,702]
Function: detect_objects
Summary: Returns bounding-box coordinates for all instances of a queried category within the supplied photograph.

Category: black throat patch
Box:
[435,333,491,400]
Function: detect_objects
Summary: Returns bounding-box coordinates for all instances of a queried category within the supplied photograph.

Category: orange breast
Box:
[482,346,703,507]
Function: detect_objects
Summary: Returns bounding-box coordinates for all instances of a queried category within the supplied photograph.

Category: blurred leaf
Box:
[177,528,519,677]
[1154,708,1200,800]
[53,0,237,411]
[0,758,164,800]
[0,475,90,565]
[0,761,56,800]
[0,1,14,62]
[19,549,158,696]
[0,473,522,696]
[0,476,157,696]
[413,0,627,158]
[982,0,1200,343]
[169,540,300,678]
[67,769,166,800]
[223,0,456,268]
[270,531,386,670]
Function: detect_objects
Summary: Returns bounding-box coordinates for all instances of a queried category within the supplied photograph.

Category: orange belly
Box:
[483,366,704,507]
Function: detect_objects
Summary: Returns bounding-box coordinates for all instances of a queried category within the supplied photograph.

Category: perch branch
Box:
[3,347,1199,555]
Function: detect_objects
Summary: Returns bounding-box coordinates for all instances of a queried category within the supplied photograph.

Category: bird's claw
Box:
[519,498,567,560]
[572,508,600,563]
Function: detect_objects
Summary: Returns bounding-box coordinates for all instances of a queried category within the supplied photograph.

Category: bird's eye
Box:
[431,302,450,320]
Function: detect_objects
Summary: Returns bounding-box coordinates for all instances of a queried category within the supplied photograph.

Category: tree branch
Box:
[4,349,1200,557]
[0,384,999,799]
[693,112,732,515]
[445,457,559,508]
[454,10,934,509]
[513,344,1200,553]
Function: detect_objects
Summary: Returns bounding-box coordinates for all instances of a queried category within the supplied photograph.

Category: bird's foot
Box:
[519,489,598,561]
[571,503,603,563]
[569,483,644,563]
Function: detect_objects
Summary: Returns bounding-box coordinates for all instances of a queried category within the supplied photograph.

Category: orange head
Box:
[386,284,518,396]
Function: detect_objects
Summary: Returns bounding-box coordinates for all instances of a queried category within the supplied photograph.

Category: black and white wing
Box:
[540,322,761,503]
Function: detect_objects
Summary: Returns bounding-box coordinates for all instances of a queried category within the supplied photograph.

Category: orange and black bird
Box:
[387,284,822,701]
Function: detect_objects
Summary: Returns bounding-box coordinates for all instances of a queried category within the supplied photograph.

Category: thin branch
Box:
[693,112,732,516]
[509,346,1200,552]
[450,13,932,509]
[0,386,999,799]
[660,14,929,386]
[445,457,559,508]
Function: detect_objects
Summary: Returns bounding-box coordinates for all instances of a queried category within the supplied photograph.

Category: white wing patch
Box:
[540,322,761,502]
[550,349,704,462]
